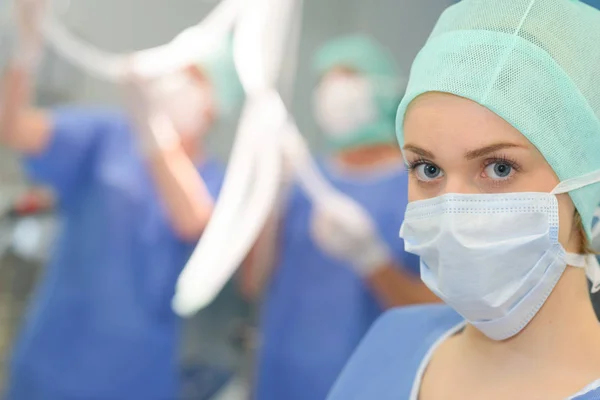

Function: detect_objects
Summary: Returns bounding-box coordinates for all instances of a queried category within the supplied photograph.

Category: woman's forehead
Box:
[403,93,533,153]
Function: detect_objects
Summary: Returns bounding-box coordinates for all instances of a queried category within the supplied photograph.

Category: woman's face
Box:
[402,92,580,252]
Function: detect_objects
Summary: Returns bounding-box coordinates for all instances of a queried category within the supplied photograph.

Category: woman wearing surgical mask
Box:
[246,35,438,400]
[0,1,243,399]
[327,1,600,399]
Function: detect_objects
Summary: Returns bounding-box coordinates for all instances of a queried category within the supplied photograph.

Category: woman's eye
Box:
[415,163,444,182]
[484,162,513,180]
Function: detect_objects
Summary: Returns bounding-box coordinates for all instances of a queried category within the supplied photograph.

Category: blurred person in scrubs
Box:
[0,1,243,399]
[327,1,600,399]
[245,35,438,400]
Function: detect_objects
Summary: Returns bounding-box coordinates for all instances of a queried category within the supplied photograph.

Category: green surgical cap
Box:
[314,35,403,149]
[396,0,600,238]
[195,38,243,117]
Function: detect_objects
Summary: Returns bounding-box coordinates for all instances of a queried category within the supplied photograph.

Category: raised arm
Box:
[0,0,52,155]
[122,77,217,241]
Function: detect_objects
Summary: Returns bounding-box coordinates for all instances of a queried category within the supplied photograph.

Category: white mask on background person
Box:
[150,72,214,138]
[400,171,600,341]
[313,75,378,139]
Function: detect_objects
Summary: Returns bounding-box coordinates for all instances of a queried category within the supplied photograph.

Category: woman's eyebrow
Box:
[403,144,435,159]
[464,143,522,160]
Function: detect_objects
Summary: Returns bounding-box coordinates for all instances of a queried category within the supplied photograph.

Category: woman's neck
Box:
[460,268,600,371]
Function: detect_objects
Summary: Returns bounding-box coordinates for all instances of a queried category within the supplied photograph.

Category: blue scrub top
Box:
[7,107,224,400]
[255,161,420,400]
[327,305,600,400]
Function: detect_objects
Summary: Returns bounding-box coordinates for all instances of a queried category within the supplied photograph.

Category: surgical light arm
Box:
[34,0,373,316]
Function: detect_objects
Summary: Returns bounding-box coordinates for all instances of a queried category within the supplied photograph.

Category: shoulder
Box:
[571,381,600,399]
[379,303,460,325]
[366,304,462,345]
[327,304,463,400]
[49,106,133,145]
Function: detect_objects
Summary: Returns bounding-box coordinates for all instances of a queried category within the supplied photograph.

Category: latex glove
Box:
[14,0,46,69]
[122,75,181,156]
[310,194,392,277]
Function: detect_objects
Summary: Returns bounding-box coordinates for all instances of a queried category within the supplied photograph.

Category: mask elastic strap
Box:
[552,170,600,293]
[564,253,600,293]
[551,169,600,195]
[564,252,600,294]
[565,252,586,268]
[586,255,600,294]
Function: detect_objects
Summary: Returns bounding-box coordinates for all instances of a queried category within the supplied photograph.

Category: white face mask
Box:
[150,73,213,138]
[400,171,600,341]
[313,75,378,138]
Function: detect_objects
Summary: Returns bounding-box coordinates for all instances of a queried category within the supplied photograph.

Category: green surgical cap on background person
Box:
[313,35,404,149]
[396,0,600,238]
[195,37,243,118]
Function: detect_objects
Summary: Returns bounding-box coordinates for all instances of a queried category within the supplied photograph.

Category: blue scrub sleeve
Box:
[23,107,124,203]
[199,159,225,201]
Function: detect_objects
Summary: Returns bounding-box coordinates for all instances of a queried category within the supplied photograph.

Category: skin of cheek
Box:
[556,193,578,252]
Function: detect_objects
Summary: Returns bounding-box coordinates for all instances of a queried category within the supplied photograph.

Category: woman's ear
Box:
[573,211,593,254]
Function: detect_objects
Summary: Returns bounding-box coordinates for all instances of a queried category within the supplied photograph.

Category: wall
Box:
[2,0,597,166]
[42,0,454,158]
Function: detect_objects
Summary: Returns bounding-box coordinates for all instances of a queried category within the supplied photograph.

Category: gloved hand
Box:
[310,194,392,277]
[14,0,46,69]
[122,74,181,156]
